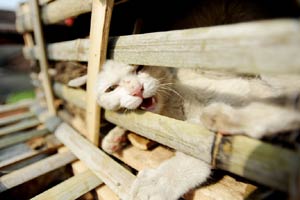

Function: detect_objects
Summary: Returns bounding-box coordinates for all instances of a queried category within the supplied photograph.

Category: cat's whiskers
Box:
[158,85,183,100]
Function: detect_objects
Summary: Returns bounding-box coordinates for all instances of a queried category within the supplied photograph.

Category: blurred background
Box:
[0,0,34,104]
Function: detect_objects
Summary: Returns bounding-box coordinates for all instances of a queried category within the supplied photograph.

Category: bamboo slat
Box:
[0,128,49,149]
[23,19,300,74]
[0,151,77,192]
[0,118,40,136]
[105,110,300,192]
[31,170,103,200]
[85,0,114,145]
[0,112,35,126]
[30,0,56,115]
[55,123,135,199]
[0,100,33,114]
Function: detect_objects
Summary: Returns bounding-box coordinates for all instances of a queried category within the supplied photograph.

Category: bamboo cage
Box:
[0,0,300,199]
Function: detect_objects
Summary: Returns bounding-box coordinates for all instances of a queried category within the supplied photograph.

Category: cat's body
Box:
[94,60,300,199]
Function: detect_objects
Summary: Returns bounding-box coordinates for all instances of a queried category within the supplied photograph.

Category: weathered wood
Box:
[30,0,56,115]
[16,0,92,32]
[24,19,300,74]
[0,151,77,192]
[127,132,157,150]
[86,0,114,145]
[0,128,49,149]
[53,82,86,109]
[106,110,214,164]
[31,170,103,200]
[0,118,40,136]
[58,110,87,136]
[0,135,62,169]
[55,123,135,199]
[96,185,119,200]
[0,112,35,126]
[105,110,300,192]
[0,99,33,114]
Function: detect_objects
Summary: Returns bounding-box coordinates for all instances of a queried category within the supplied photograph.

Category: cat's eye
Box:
[105,85,118,93]
[135,65,144,73]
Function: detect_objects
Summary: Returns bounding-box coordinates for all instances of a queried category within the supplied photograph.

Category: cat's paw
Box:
[101,126,127,154]
[129,168,176,200]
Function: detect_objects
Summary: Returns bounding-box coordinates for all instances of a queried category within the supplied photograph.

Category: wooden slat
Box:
[85,0,114,144]
[55,123,135,199]
[0,118,40,136]
[0,151,77,192]
[30,0,56,115]
[0,100,33,114]
[105,110,300,192]
[0,128,49,149]
[0,112,35,126]
[31,170,103,200]
[24,19,300,74]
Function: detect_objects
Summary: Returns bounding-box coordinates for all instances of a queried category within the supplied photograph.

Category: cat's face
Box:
[96,60,173,113]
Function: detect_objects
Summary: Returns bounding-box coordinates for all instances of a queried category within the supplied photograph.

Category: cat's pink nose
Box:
[132,86,143,98]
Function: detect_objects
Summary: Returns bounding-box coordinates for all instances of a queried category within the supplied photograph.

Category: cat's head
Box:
[95,60,174,113]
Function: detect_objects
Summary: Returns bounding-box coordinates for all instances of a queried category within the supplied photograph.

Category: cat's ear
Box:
[68,74,87,87]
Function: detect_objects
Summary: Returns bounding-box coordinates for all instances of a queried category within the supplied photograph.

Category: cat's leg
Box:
[129,152,211,200]
[101,126,127,154]
[201,102,300,138]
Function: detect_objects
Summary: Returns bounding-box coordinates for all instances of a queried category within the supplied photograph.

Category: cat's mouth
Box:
[140,97,156,111]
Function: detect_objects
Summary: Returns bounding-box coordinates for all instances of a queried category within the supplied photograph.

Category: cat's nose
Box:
[132,85,143,98]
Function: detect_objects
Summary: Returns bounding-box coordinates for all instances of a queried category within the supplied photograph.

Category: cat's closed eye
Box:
[105,85,118,93]
[135,65,144,74]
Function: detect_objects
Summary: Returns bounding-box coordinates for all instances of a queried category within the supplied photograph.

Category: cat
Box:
[93,59,300,200]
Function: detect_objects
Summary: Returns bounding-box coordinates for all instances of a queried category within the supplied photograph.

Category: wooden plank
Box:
[0,99,33,114]
[0,128,49,149]
[0,135,62,169]
[105,110,300,192]
[0,112,35,126]
[0,118,40,136]
[53,82,86,110]
[30,0,56,115]
[55,123,135,199]
[86,0,114,144]
[31,170,103,200]
[0,151,77,192]
[24,19,300,74]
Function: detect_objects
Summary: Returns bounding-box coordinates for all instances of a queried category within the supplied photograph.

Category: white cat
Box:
[92,60,300,199]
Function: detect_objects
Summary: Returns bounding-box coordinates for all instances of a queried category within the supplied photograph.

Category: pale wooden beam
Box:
[30,0,56,115]
[0,112,35,126]
[0,151,76,192]
[55,123,135,199]
[86,0,114,145]
[0,118,40,136]
[0,128,49,149]
[0,99,33,114]
[31,170,103,200]
[23,19,300,74]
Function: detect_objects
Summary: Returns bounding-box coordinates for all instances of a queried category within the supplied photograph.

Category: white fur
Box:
[94,60,300,200]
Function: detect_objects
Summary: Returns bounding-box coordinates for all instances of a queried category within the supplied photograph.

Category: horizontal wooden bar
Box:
[32,170,103,200]
[0,128,49,149]
[24,19,300,74]
[0,118,40,137]
[0,112,35,127]
[105,110,299,192]
[55,123,135,199]
[0,100,34,114]
[0,151,77,192]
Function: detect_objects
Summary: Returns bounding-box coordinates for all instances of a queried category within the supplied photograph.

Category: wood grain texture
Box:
[24,19,300,74]
[86,0,114,145]
[32,170,102,200]
[0,151,76,192]
[0,118,40,136]
[55,123,135,199]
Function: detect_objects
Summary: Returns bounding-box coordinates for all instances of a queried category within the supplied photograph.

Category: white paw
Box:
[101,126,127,154]
[129,168,177,200]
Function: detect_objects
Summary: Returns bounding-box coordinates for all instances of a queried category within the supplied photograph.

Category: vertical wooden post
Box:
[86,0,114,145]
[30,0,56,116]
